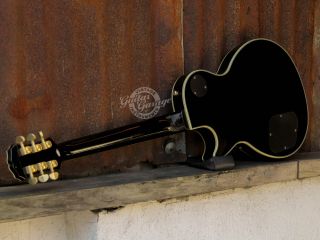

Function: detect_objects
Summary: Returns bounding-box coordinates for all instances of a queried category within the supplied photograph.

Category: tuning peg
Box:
[27,133,37,148]
[16,135,38,184]
[39,131,46,148]
[27,133,49,183]
[27,174,39,185]
[16,136,27,155]
[39,131,59,181]
[49,169,59,181]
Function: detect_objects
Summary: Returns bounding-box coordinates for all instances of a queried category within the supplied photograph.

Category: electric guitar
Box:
[6,38,308,184]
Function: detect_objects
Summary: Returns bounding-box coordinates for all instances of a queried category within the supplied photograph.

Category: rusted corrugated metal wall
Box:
[183,0,318,152]
[0,0,319,185]
[0,0,184,185]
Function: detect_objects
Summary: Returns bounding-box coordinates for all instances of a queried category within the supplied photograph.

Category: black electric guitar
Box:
[6,38,308,184]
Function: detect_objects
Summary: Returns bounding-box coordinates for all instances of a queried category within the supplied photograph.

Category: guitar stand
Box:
[186,155,235,171]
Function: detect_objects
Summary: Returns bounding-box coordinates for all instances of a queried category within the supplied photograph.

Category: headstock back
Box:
[7,131,61,184]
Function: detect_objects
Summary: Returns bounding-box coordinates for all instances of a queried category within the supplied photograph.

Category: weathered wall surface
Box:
[1,177,320,240]
[0,0,319,185]
[0,0,184,184]
[183,0,319,152]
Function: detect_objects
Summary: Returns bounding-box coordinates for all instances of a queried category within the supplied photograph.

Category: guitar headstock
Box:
[7,131,61,184]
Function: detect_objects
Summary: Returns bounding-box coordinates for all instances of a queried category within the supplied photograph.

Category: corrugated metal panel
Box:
[0,0,319,186]
[183,0,317,152]
[311,0,320,151]
[0,0,183,185]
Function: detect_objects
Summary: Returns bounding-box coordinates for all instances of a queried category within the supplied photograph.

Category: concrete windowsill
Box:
[0,152,319,223]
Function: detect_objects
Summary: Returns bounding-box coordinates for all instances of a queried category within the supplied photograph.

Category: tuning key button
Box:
[28,176,38,185]
[38,174,49,183]
[49,171,59,181]
[27,133,37,149]
[39,132,60,181]
[24,166,38,185]
[16,136,38,184]
[37,165,49,182]
[39,131,47,148]
[47,160,59,180]
[27,133,49,183]
[16,136,27,155]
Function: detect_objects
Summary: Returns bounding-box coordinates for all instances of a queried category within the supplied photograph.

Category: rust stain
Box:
[311,0,320,151]
[0,0,183,185]
[0,0,318,186]
[8,94,52,119]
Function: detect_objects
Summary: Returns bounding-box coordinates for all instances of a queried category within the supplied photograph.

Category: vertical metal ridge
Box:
[183,0,318,152]
[0,0,184,185]
[239,0,260,40]
[0,0,318,185]
[223,0,241,52]
[292,0,315,151]
[183,0,204,71]
[311,0,320,151]
[181,0,185,75]
[203,0,225,70]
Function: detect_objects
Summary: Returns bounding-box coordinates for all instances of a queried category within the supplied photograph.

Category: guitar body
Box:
[173,39,308,160]
[7,38,309,184]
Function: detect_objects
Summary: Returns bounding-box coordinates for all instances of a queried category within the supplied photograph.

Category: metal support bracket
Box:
[186,155,235,171]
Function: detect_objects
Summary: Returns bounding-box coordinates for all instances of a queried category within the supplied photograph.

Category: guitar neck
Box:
[57,112,185,162]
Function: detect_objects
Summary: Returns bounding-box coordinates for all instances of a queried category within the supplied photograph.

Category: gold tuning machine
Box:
[16,131,60,184]
[27,133,49,183]
[39,131,59,181]
[16,136,38,185]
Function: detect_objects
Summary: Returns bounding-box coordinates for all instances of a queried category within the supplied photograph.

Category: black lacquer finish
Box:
[7,113,185,181]
[6,38,309,183]
[58,112,184,160]
[179,39,308,159]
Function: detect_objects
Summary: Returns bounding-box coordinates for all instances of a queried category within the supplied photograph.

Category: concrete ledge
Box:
[298,152,320,179]
[0,152,319,223]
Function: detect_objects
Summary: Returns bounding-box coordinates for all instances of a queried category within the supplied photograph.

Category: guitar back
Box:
[178,39,308,159]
